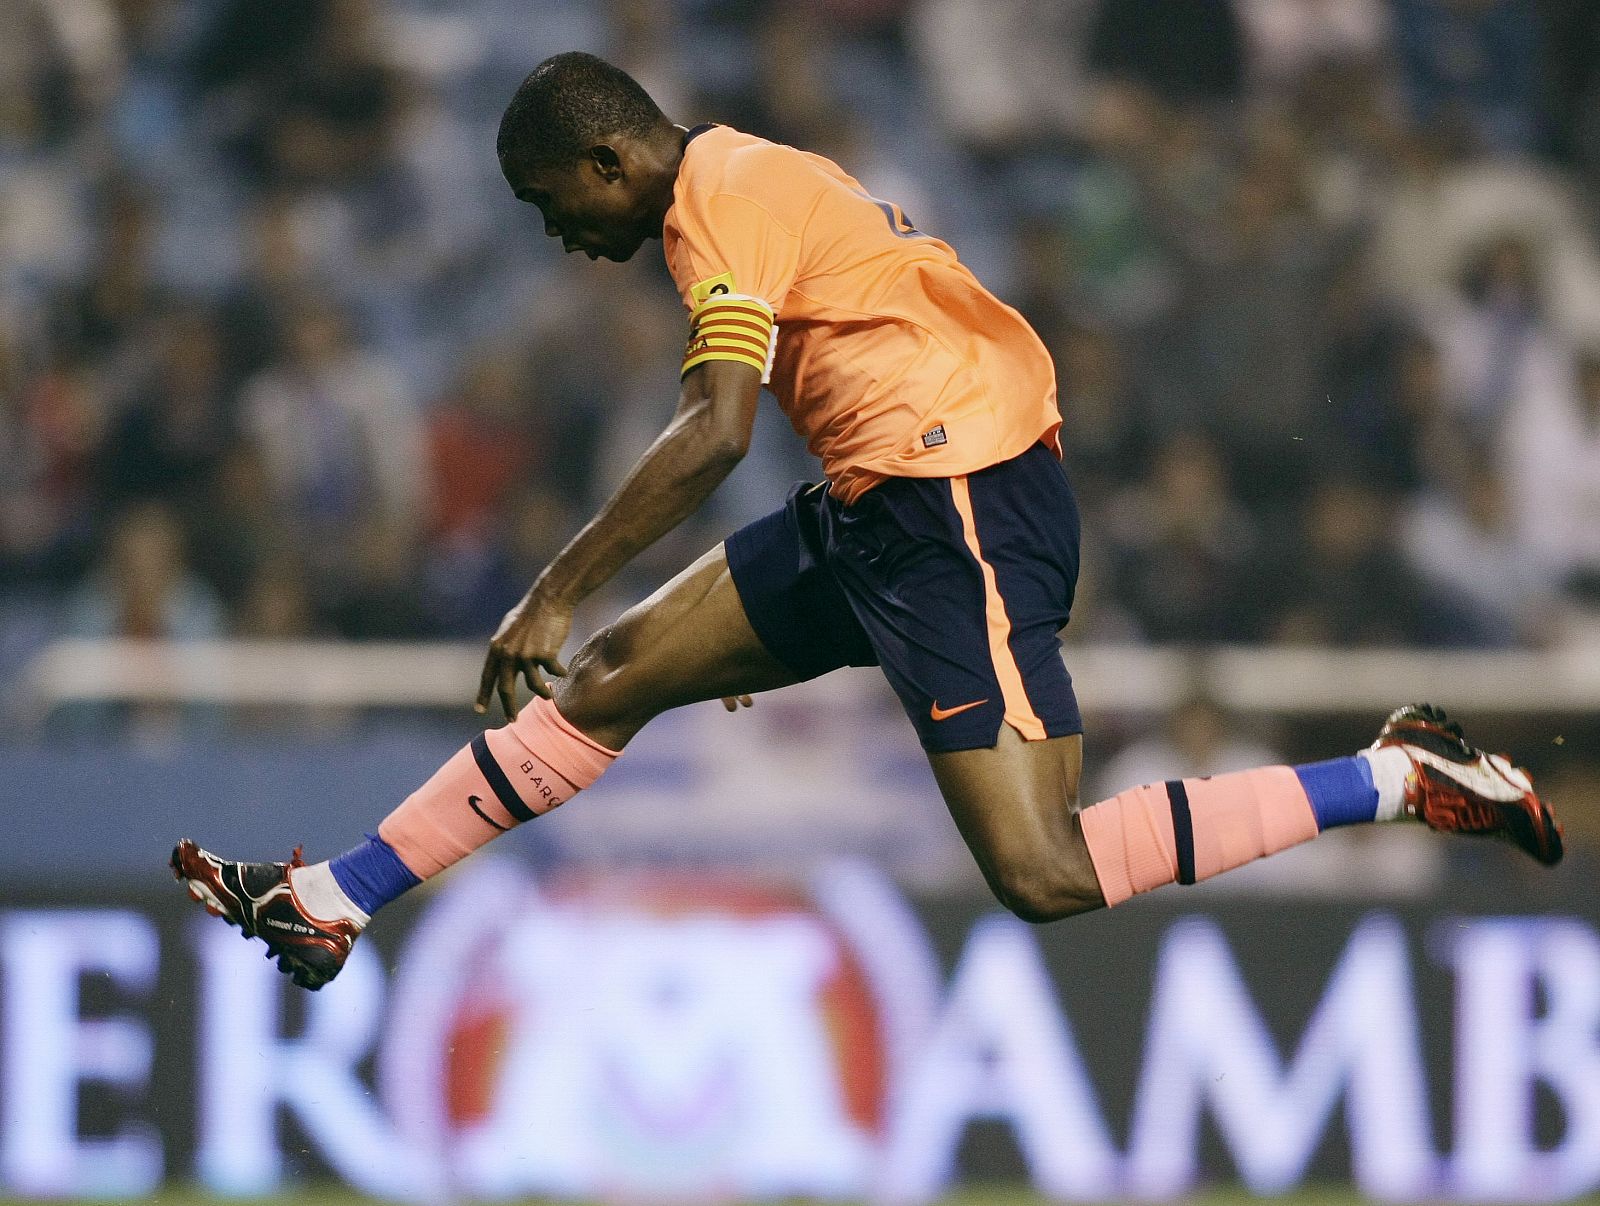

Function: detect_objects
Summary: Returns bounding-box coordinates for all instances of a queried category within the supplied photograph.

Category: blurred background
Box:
[2,0,1600,1202]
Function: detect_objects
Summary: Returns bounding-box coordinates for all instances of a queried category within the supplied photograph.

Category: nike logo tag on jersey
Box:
[930,698,987,722]
[467,794,511,832]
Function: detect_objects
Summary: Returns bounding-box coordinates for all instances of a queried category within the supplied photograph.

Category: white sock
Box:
[1358,746,1415,822]
[289,862,370,927]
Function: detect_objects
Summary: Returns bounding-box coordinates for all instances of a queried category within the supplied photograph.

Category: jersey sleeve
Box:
[669,192,801,383]
[670,191,802,313]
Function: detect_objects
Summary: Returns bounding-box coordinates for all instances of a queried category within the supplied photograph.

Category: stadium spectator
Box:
[235,551,320,640]
[0,340,100,590]
[1369,128,1600,345]
[0,3,94,292]
[1317,250,1415,484]
[322,513,432,639]
[1158,114,1338,507]
[1104,433,1263,642]
[231,551,344,734]
[100,0,198,175]
[66,501,224,643]
[1542,0,1600,199]
[1390,0,1544,155]
[1400,453,1558,647]
[746,5,843,151]
[1332,330,1477,496]
[1040,87,1190,329]
[426,343,537,544]
[1275,478,1427,646]
[259,0,401,190]
[239,294,427,567]
[189,0,339,177]
[1234,0,1391,92]
[50,175,162,368]
[218,193,322,390]
[59,500,225,739]
[1086,0,1247,108]
[0,1,86,159]
[424,483,574,638]
[910,0,1102,155]
[1431,234,1570,437]
[1504,343,1600,609]
[1,0,1596,663]
[1049,319,1148,512]
[96,304,234,516]
[1287,56,1402,233]
[185,440,296,610]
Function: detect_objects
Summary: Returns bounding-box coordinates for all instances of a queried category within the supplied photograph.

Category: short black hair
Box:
[497,52,665,173]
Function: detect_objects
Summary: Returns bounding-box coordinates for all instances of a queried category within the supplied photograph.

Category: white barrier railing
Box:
[16,636,1600,716]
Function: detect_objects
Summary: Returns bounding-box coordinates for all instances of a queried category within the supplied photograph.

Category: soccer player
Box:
[173,53,1562,989]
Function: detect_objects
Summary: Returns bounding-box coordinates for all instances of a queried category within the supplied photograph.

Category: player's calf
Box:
[1076,703,1561,909]
[173,696,620,988]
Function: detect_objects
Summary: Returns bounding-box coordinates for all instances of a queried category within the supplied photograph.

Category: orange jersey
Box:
[663,124,1060,503]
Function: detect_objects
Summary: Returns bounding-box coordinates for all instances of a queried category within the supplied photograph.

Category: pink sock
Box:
[377,697,618,879]
[1079,766,1320,906]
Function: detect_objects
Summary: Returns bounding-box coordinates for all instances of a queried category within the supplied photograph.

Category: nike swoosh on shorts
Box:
[930,699,988,722]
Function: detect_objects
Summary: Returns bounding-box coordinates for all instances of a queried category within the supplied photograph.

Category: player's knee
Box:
[990,851,1098,924]
[554,623,640,729]
[584,620,638,676]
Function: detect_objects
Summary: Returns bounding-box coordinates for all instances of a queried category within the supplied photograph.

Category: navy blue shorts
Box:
[726,442,1083,753]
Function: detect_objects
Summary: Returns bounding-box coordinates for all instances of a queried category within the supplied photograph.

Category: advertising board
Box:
[1,859,1594,1202]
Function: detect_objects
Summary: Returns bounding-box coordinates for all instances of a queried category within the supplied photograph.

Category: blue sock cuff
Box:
[1294,756,1379,830]
[329,833,421,916]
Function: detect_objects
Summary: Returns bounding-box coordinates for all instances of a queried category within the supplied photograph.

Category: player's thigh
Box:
[554,543,798,746]
[928,727,1103,922]
[828,443,1084,754]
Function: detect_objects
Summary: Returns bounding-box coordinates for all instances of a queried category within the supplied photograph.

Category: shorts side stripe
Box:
[949,476,1046,741]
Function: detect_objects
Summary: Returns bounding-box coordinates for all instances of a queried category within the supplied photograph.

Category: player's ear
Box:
[588,143,623,182]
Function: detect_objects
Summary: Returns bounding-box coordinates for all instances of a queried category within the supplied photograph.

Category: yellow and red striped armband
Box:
[681,293,777,383]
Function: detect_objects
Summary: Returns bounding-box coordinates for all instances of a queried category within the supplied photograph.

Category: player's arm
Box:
[533,357,760,606]
[475,357,762,717]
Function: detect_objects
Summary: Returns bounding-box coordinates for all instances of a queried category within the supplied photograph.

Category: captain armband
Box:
[681,293,777,384]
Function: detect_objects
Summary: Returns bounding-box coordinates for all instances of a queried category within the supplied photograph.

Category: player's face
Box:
[508,150,653,263]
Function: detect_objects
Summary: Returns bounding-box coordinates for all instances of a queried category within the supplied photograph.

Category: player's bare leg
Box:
[930,728,1102,922]
[173,543,796,987]
[550,543,798,749]
[928,705,1563,926]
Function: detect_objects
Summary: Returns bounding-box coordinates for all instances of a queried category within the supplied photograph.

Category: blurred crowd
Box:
[5,0,1600,666]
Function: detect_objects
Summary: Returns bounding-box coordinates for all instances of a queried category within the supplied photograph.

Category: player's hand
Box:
[721,694,753,712]
[475,589,573,720]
